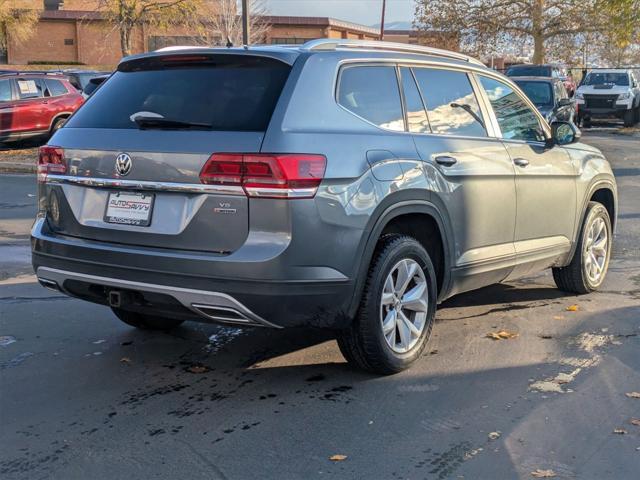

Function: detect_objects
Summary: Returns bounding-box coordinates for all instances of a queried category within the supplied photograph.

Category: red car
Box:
[0,73,84,143]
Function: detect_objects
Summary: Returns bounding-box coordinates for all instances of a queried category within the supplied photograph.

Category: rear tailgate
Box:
[42,53,292,254]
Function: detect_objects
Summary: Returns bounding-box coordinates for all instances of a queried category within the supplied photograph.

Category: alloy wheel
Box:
[584,216,608,284]
[380,258,429,354]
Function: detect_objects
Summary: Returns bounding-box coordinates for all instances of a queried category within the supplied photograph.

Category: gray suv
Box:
[32,40,617,374]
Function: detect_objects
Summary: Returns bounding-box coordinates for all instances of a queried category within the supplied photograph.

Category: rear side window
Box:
[337,65,405,131]
[399,67,429,134]
[66,56,291,131]
[45,79,68,97]
[412,68,486,137]
[0,79,11,101]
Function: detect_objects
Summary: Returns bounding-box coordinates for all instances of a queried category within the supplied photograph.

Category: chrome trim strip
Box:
[244,186,317,198]
[45,175,244,195]
[36,266,281,328]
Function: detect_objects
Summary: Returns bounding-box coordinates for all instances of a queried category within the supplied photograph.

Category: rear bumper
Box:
[31,218,355,329]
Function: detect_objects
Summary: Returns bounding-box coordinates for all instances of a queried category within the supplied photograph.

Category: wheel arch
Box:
[567,180,617,263]
[347,195,454,318]
[49,112,72,132]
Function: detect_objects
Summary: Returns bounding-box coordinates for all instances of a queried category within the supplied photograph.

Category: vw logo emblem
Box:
[115,153,132,176]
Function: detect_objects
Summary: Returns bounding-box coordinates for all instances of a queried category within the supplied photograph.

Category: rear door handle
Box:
[513,158,529,167]
[434,155,457,167]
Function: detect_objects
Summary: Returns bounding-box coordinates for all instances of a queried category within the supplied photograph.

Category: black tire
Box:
[337,234,437,375]
[111,308,185,330]
[634,105,640,124]
[623,109,635,127]
[552,202,612,294]
[50,117,66,137]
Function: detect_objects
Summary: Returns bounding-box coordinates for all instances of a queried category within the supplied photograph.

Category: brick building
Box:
[4,1,380,66]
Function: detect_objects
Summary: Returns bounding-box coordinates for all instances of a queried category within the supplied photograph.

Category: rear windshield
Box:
[514,80,553,106]
[583,72,629,86]
[66,55,291,131]
[506,65,551,77]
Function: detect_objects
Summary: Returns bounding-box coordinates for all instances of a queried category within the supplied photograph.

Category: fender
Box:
[566,178,617,263]
[346,191,455,317]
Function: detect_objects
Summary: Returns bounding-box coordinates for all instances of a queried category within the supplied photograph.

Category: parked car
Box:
[81,74,110,98]
[0,73,84,143]
[62,69,109,92]
[506,63,576,96]
[513,76,576,123]
[575,69,640,127]
[33,40,617,374]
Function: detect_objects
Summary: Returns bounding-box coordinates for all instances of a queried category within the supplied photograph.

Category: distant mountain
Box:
[371,21,414,30]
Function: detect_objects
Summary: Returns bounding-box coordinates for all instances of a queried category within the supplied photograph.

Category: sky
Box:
[264,0,415,27]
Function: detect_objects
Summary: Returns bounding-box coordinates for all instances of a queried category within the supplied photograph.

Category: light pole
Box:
[242,0,250,46]
[379,0,387,41]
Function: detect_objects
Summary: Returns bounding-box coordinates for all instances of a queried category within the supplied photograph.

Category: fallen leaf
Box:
[119,357,131,364]
[486,330,518,340]
[488,431,501,440]
[329,454,347,461]
[626,392,640,398]
[553,315,565,320]
[531,469,556,478]
[613,428,628,434]
[186,365,209,374]
[566,305,579,312]
[539,334,553,339]
[630,418,640,426]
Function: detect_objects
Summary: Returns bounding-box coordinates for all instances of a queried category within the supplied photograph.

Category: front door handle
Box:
[513,157,530,167]
[434,155,457,167]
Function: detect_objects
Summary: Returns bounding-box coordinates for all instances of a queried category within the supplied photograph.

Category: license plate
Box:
[104,192,154,226]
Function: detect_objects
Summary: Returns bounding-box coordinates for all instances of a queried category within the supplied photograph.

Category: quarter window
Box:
[479,76,546,142]
[338,65,405,131]
[412,68,486,137]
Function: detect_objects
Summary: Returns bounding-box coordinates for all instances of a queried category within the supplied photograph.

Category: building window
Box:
[64,39,74,46]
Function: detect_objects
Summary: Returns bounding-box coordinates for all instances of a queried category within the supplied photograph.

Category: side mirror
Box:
[557,98,572,107]
[550,121,581,146]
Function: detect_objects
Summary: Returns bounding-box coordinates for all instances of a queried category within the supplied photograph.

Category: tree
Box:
[414,0,605,64]
[95,0,208,57]
[209,0,269,46]
[0,0,39,52]
[594,0,640,66]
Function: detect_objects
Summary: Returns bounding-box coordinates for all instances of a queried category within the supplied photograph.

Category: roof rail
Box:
[300,39,485,66]
[0,71,65,77]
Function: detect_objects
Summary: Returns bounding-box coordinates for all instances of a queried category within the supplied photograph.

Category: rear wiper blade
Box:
[133,116,213,130]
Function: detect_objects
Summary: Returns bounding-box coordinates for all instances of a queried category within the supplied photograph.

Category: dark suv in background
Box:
[507,63,577,96]
[0,72,83,143]
[33,41,616,374]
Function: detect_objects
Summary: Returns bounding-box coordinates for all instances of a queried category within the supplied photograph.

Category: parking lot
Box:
[1,124,639,479]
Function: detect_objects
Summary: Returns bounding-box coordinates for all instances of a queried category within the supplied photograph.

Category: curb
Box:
[0,163,36,174]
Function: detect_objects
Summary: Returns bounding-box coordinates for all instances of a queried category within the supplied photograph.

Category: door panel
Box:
[477,74,577,279]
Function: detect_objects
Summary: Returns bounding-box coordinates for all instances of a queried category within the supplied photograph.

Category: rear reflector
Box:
[38,146,66,183]
[200,153,326,199]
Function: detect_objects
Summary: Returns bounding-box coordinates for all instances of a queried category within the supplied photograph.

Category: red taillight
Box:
[200,153,326,199]
[38,146,66,183]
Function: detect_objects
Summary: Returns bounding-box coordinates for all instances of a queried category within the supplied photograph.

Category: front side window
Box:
[0,79,11,102]
[16,79,44,99]
[479,76,546,142]
[338,65,405,131]
[412,67,486,137]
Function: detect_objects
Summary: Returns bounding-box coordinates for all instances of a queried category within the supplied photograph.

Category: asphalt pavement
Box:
[1,128,639,480]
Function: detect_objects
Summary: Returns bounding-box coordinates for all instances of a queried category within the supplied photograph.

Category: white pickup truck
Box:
[575,69,640,127]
